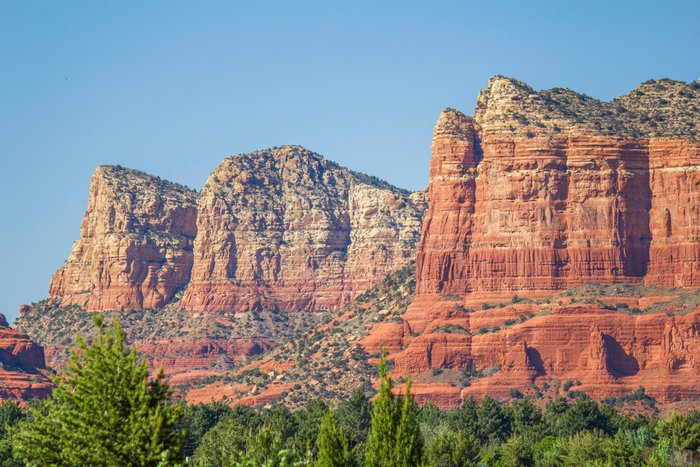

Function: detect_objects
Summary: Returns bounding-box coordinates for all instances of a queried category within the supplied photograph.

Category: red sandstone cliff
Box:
[49,166,198,311]
[417,77,700,295]
[389,76,700,406]
[0,314,52,401]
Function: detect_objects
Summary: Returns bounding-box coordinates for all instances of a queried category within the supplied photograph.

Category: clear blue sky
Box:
[1,1,698,323]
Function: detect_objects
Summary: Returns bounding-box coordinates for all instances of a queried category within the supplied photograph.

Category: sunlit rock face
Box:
[181,145,427,312]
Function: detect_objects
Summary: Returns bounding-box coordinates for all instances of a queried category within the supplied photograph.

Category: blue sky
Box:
[0,0,698,322]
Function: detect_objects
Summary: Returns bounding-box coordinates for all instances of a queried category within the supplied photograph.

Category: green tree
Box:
[336,388,371,446]
[177,402,232,457]
[454,397,479,438]
[315,405,352,467]
[655,412,700,452]
[497,434,533,466]
[557,397,611,437]
[192,407,262,466]
[365,348,397,466]
[477,396,511,443]
[393,378,423,467]
[511,398,545,439]
[425,429,479,467]
[236,427,296,467]
[13,316,183,466]
[365,348,423,467]
[0,401,25,467]
[291,399,328,461]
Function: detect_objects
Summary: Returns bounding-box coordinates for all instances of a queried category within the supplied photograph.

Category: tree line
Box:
[0,318,698,466]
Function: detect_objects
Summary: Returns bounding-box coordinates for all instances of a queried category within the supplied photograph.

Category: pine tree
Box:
[393,378,423,467]
[365,347,423,467]
[315,405,351,467]
[13,316,184,466]
[365,348,397,467]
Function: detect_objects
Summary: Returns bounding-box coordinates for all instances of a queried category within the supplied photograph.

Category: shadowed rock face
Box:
[181,145,427,312]
[49,166,198,311]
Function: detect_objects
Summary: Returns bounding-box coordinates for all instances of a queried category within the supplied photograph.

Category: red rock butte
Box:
[386,76,700,407]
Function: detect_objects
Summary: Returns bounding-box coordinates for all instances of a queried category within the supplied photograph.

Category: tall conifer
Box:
[13,316,184,466]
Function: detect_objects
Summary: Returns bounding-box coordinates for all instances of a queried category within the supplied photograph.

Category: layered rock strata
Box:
[417,77,700,295]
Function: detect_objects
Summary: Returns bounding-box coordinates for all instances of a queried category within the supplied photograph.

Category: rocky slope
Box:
[181,145,427,312]
[0,313,52,401]
[49,166,198,311]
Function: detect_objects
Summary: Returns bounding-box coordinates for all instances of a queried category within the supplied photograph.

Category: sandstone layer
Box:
[0,314,52,401]
[181,145,426,312]
[49,166,198,311]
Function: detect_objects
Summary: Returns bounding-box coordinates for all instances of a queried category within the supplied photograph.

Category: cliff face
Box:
[49,149,425,313]
[0,313,52,401]
[49,166,198,311]
[417,77,700,295]
[392,76,700,406]
[181,145,426,312]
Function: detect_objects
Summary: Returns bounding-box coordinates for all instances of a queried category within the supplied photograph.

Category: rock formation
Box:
[48,148,426,313]
[388,76,700,406]
[180,145,426,312]
[49,166,198,311]
[417,76,700,295]
[0,313,52,401]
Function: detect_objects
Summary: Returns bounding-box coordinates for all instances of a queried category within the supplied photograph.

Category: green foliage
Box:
[177,402,232,457]
[365,347,423,467]
[425,429,479,467]
[477,396,511,444]
[314,406,352,467]
[336,389,371,446]
[13,316,183,466]
[655,411,700,452]
[192,407,262,466]
[290,399,328,461]
[0,401,24,467]
[236,427,297,467]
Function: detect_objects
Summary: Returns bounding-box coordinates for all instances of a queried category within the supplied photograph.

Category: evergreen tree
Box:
[365,348,397,467]
[236,427,296,467]
[315,405,351,467]
[365,348,423,467]
[336,388,372,445]
[476,396,511,443]
[13,316,183,466]
[393,378,423,467]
